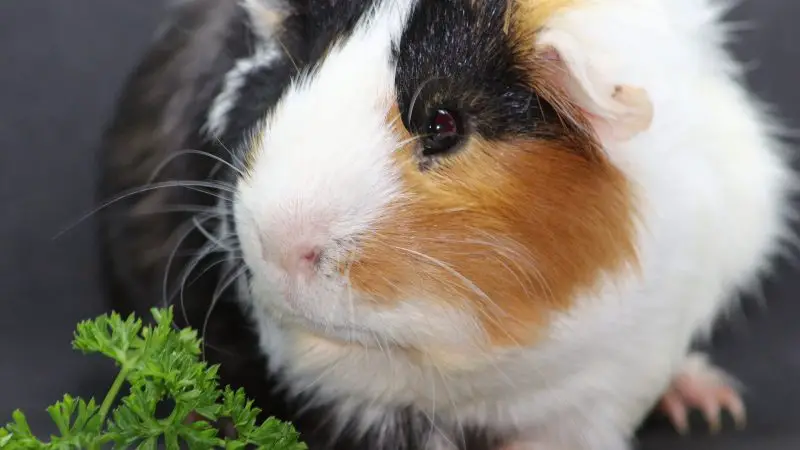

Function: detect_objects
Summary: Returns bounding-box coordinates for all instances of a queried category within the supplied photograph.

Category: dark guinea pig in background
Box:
[97,0,796,449]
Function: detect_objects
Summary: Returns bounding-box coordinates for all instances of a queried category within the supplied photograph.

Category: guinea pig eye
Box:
[422,109,465,156]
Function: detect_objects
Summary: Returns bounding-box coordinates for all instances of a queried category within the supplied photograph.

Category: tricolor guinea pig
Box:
[99,0,796,449]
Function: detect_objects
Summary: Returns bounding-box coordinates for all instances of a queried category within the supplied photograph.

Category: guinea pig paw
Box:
[657,352,746,435]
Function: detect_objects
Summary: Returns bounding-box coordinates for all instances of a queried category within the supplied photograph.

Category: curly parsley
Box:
[0,307,307,450]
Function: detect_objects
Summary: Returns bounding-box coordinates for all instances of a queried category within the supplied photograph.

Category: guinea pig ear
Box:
[534,30,654,143]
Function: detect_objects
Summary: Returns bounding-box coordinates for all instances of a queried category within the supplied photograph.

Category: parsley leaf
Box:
[0,307,308,450]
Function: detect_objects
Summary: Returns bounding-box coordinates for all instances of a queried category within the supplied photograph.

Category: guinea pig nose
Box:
[298,247,322,266]
[280,244,323,277]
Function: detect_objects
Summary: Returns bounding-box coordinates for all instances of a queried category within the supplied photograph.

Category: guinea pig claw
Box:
[722,388,748,430]
[657,391,690,435]
[657,352,747,436]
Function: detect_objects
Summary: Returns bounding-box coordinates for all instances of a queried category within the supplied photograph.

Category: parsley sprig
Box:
[0,307,307,450]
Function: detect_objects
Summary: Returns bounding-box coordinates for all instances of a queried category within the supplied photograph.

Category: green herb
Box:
[0,307,308,450]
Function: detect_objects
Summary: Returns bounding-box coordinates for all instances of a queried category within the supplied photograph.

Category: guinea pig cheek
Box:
[347,135,638,349]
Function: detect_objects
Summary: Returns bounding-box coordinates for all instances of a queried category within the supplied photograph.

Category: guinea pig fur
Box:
[98,0,796,449]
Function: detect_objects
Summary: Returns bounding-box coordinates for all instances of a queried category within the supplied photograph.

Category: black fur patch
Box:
[394,0,560,142]
[303,0,383,65]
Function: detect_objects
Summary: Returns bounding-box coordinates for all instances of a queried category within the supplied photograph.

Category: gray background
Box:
[0,1,798,449]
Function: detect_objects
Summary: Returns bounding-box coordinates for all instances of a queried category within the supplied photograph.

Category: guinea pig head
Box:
[234,0,645,352]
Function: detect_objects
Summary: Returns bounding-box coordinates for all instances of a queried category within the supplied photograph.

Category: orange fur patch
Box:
[506,0,577,37]
[347,99,637,348]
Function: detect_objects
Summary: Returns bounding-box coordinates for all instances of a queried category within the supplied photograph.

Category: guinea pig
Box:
[98,0,796,449]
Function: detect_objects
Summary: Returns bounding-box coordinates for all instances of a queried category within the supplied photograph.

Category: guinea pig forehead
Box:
[391,0,559,140]
[257,0,415,120]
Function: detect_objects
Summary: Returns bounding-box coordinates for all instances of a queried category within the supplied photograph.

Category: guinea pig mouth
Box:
[254,278,375,341]
[290,317,375,344]
[266,303,384,346]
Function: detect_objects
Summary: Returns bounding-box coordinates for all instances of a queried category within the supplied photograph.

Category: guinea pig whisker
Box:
[147,148,245,184]
[390,244,526,346]
[388,112,403,127]
[193,214,236,252]
[417,312,519,395]
[468,229,557,303]
[162,212,219,305]
[406,335,465,450]
[374,275,404,304]
[392,245,495,309]
[53,180,237,240]
[162,213,237,329]
[176,257,246,359]
[421,406,453,450]
[392,135,423,153]
[170,241,240,259]
[344,267,357,344]
[212,136,247,170]
[127,205,234,217]
[202,261,249,360]
[475,240,542,301]
[185,255,232,288]
[491,254,533,299]
[369,328,395,377]
[415,340,438,448]
[372,241,509,336]
[422,361,459,450]
[175,236,224,326]
[407,76,445,126]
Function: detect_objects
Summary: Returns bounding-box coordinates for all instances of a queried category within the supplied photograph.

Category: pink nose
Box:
[280,245,322,277]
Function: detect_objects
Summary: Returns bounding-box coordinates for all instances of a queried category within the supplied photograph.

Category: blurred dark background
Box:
[0,1,798,449]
